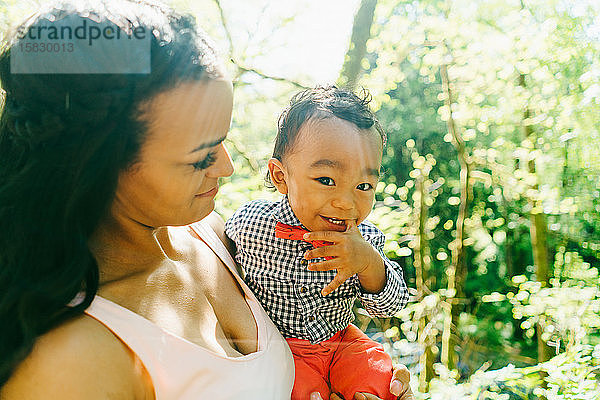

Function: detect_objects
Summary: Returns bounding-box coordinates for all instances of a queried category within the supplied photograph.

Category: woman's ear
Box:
[268,158,288,194]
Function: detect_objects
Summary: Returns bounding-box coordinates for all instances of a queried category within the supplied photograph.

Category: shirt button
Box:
[299,286,308,293]
[300,259,308,266]
[307,315,315,322]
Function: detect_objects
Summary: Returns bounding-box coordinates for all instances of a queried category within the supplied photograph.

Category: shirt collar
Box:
[271,196,303,226]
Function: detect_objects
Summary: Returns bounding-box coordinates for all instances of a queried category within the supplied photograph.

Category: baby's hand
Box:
[302,220,385,296]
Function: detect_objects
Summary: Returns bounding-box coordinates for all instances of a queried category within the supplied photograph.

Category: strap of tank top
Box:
[188,217,245,285]
[188,217,272,352]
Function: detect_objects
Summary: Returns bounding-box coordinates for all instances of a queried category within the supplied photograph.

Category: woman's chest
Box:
[147,289,258,357]
[100,246,260,357]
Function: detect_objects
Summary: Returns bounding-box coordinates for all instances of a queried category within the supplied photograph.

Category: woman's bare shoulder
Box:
[1,314,152,400]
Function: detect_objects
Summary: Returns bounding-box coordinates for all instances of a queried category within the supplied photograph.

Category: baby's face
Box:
[275,116,383,232]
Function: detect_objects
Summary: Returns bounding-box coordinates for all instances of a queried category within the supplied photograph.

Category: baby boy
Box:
[225,85,409,400]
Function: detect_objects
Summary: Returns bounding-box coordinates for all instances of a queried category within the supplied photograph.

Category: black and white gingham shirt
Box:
[225,196,409,343]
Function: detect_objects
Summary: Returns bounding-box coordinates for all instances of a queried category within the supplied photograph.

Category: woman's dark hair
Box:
[266,85,386,188]
[0,0,223,386]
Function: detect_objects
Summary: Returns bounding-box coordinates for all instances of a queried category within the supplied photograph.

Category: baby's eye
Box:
[316,177,335,186]
[357,183,374,191]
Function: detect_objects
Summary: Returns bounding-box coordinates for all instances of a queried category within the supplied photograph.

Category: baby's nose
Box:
[331,193,354,210]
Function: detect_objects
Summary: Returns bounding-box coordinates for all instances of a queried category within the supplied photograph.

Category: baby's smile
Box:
[321,215,349,231]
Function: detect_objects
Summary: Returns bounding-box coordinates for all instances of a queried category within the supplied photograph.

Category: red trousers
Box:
[286,324,395,400]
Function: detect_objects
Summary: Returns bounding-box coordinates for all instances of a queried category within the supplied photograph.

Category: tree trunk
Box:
[337,0,377,90]
[440,62,470,371]
[518,73,552,363]
[502,196,515,278]
[413,162,435,391]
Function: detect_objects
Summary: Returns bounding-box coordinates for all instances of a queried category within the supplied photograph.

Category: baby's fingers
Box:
[304,245,337,260]
[321,273,349,296]
[307,259,337,272]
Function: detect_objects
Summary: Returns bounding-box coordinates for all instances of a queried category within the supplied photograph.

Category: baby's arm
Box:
[205,212,235,252]
[205,211,243,277]
[357,227,408,318]
[223,206,253,279]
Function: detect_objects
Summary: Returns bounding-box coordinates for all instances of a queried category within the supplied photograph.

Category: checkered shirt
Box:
[224,196,409,344]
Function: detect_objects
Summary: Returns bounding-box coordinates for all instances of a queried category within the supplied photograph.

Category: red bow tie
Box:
[275,222,333,259]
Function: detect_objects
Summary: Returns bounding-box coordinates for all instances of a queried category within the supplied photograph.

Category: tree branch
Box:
[338,0,378,89]
[232,61,310,89]
[212,0,234,59]
[226,138,259,172]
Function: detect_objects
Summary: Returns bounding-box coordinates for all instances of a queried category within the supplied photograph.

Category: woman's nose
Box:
[208,142,234,178]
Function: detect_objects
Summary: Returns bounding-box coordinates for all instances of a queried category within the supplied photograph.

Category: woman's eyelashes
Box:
[191,150,217,170]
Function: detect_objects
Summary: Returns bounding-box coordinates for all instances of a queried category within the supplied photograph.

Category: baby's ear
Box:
[267,158,288,194]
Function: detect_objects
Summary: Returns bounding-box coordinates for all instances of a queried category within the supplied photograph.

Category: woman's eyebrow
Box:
[189,135,227,153]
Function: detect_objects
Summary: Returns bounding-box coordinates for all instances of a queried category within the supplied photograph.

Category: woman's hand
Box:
[309,364,415,400]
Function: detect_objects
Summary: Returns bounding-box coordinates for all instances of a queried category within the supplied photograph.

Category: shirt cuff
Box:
[359,255,408,317]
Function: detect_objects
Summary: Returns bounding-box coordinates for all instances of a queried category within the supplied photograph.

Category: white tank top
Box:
[84,219,295,399]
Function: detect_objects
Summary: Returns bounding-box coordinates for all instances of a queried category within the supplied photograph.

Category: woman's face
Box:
[112,79,234,228]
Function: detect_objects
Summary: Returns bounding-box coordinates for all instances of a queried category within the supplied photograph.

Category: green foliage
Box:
[423,344,600,399]
[508,250,600,352]
[358,0,600,392]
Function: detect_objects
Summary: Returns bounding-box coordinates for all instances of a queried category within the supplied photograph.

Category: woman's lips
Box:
[196,185,218,198]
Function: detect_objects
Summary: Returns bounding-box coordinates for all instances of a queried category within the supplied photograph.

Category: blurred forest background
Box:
[2,0,600,398]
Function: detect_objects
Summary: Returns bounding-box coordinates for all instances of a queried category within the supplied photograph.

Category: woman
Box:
[0,1,414,399]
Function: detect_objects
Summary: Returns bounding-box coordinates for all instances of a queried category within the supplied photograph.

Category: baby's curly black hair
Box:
[266,85,386,188]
